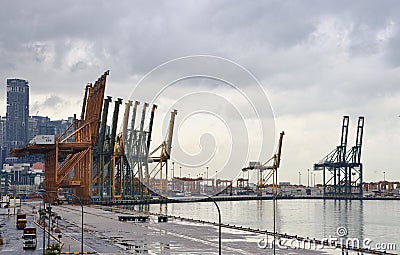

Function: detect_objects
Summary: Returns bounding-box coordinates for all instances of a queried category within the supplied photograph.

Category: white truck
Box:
[22,227,37,249]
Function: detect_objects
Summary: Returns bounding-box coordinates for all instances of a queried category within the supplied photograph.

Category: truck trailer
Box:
[16,213,27,229]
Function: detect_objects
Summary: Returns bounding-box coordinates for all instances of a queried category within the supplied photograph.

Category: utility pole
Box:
[42,201,46,255]
[172,162,175,191]
[298,172,301,185]
[47,206,51,247]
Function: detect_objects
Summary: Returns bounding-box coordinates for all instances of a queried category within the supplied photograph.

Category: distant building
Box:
[5,79,29,162]
[28,116,55,141]
[2,78,75,167]
[0,117,6,166]
[1,164,43,195]
[52,117,74,137]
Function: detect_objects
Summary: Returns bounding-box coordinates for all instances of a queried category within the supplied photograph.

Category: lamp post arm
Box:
[201,194,221,255]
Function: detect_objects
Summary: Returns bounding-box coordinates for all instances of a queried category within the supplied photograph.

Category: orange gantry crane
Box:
[11,71,109,203]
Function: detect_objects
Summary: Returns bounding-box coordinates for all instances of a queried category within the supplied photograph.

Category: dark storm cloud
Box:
[1,0,399,80]
[0,0,400,181]
[0,0,399,113]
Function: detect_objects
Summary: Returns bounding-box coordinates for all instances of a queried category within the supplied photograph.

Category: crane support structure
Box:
[242,131,285,196]
[148,109,178,196]
[124,102,154,198]
[314,116,364,197]
[11,71,109,203]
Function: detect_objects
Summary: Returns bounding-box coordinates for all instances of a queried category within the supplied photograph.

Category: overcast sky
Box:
[1,0,399,184]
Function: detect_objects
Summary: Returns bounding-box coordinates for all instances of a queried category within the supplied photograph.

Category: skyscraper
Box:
[0,116,6,165]
[5,79,29,158]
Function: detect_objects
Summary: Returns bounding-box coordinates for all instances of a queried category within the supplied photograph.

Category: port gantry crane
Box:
[148,109,178,197]
[11,71,110,203]
[11,70,178,203]
[242,131,285,196]
[314,116,364,197]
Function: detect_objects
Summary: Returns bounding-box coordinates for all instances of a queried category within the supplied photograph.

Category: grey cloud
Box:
[1,0,400,182]
[384,30,400,67]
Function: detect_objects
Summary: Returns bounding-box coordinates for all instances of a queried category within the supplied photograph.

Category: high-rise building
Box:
[0,116,6,165]
[5,79,29,161]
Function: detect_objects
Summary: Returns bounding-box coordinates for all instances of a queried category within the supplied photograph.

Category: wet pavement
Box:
[1,201,365,254]
[51,204,331,254]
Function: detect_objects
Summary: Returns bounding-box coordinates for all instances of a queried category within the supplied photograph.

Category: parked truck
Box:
[16,213,27,229]
[22,227,37,249]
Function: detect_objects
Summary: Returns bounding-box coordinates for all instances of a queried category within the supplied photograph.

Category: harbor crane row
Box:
[11,71,109,203]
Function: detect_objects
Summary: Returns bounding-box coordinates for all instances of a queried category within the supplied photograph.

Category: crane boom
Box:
[339,116,349,162]
[242,131,285,196]
[146,104,158,151]
[121,100,132,145]
[166,109,178,157]
[275,131,285,168]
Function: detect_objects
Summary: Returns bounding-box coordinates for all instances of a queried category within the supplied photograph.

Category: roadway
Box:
[0,208,57,255]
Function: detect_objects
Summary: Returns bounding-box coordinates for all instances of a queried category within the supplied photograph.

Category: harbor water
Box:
[151,199,400,254]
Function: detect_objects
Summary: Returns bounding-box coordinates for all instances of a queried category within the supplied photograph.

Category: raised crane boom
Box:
[166,109,178,158]
[242,131,285,196]
[339,116,349,162]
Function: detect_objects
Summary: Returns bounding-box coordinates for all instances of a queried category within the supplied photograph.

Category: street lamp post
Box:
[180,166,182,178]
[298,172,301,185]
[206,167,209,194]
[200,194,221,255]
[307,169,310,187]
[42,197,46,255]
[39,191,50,255]
[384,171,386,182]
[172,162,175,191]
[47,205,52,247]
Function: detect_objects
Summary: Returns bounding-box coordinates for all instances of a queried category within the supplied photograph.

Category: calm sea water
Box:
[150,199,400,253]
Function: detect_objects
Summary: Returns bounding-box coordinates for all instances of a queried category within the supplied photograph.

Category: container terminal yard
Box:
[0,71,397,254]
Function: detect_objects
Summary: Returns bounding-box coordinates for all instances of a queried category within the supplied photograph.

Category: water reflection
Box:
[148,199,398,253]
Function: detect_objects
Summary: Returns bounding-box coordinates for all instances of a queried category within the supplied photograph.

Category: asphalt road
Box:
[0,212,56,255]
